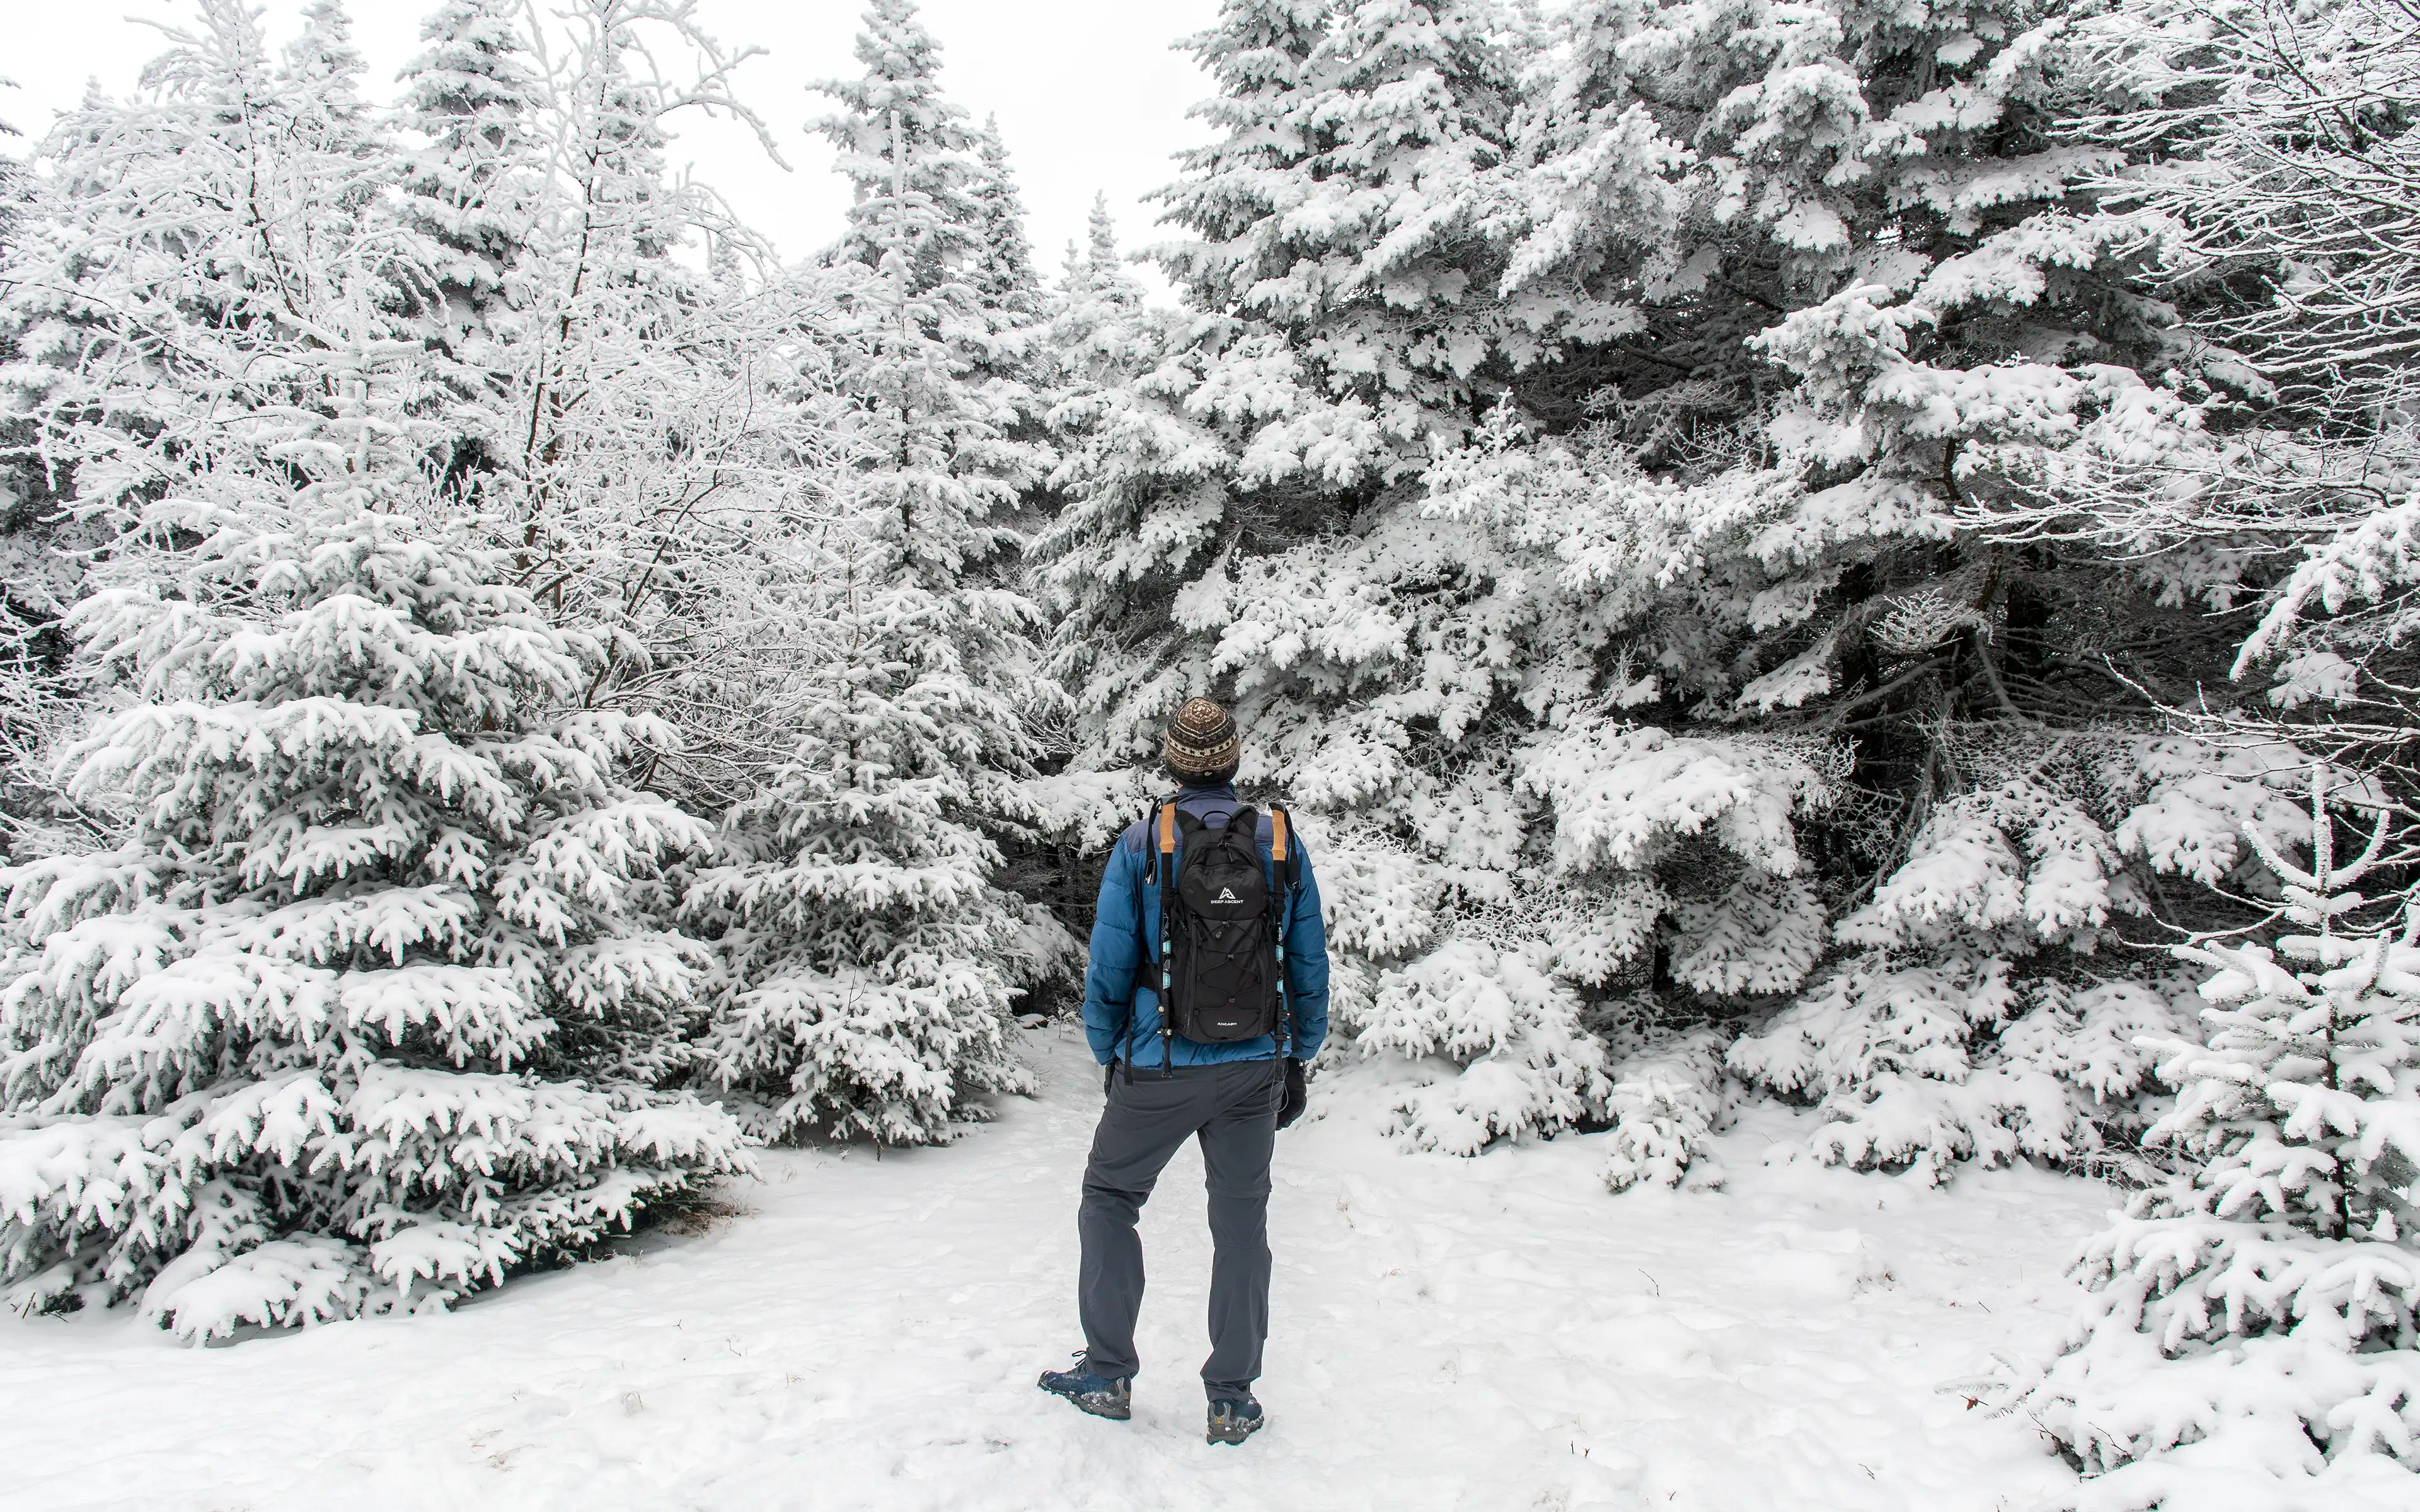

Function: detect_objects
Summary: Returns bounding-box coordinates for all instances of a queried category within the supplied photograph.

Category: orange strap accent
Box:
[1158,802,1177,855]
[1270,808,1289,863]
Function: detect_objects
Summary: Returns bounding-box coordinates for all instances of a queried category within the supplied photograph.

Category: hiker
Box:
[1038,698,1330,1446]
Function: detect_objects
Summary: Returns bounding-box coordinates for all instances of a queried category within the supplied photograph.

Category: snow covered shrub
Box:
[1997,774,2420,1508]
[1722,732,2321,1181]
[1302,724,1829,1153]
[1344,937,1609,1155]
[1731,956,2022,1184]
[1601,1014,1732,1194]
[1989,976,2198,1177]
[1730,958,2194,1185]
[0,490,747,1343]
[1518,720,1838,999]
[1836,738,2322,961]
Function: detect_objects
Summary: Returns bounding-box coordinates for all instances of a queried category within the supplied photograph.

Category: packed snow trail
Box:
[0,1029,2108,1511]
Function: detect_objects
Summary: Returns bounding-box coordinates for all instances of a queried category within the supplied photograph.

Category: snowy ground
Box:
[0,1028,2113,1511]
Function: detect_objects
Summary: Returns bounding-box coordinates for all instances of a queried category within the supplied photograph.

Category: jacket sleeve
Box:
[1284,841,1329,1061]
[1080,837,1146,1065]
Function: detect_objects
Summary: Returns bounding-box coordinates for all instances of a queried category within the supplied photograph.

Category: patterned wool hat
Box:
[1163,697,1241,782]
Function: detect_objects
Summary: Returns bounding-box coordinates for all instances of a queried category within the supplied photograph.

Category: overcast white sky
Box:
[3,0,1223,291]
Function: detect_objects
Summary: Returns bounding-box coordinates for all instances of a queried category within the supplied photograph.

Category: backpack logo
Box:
[1214,888,1240,903]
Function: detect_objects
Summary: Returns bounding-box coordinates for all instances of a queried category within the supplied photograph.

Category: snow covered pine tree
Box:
[685,0,1061,1145]
[2000,770,2420,1508]
[1022,0,2348,1184]
[0,399,746,1341]
[0,0,742,1343]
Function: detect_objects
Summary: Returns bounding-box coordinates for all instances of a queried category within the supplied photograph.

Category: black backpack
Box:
[1135,798,1301,1072]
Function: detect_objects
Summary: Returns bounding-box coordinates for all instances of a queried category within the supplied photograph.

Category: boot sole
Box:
[1038,1380,1131,1421]
[1206,1418,1262,1445]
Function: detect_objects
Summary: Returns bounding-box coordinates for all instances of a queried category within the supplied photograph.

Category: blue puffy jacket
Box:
[1081,784,1330,1070]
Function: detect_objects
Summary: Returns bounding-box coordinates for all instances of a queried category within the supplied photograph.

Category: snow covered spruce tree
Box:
[968,115,1045,328]
[1033,0,1642,1150]
[1674,0,2420,1186]
[681,479,1047,1143]
[1046,196,1148,379]
[1560,0,2322,1189]
[0,0,744,1342]
[395,0,549,364]
[1002,0,1987,1156]
[1030,0,2346,1169]
[683,0,1061,1144]
[1998,771,2420,1506]
[0,105,84,840]
[0,446,747,1343]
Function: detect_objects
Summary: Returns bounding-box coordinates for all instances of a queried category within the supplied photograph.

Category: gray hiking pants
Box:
[1078,1057,1283,1399]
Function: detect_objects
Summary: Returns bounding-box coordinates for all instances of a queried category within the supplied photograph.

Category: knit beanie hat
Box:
[1163,698,1241,785]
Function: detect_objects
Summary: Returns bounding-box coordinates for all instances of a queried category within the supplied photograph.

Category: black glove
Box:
[1276,1058,1307,1130]
[1103,1063,1115,1096]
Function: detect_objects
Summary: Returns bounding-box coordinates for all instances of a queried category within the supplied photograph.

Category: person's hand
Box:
[1103,1063,1115,1096]
[1276,1058,1307,1130]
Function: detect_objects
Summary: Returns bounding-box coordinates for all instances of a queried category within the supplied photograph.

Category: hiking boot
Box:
[1206,1395,1264,1446]
[1037,1353,1132,1421]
